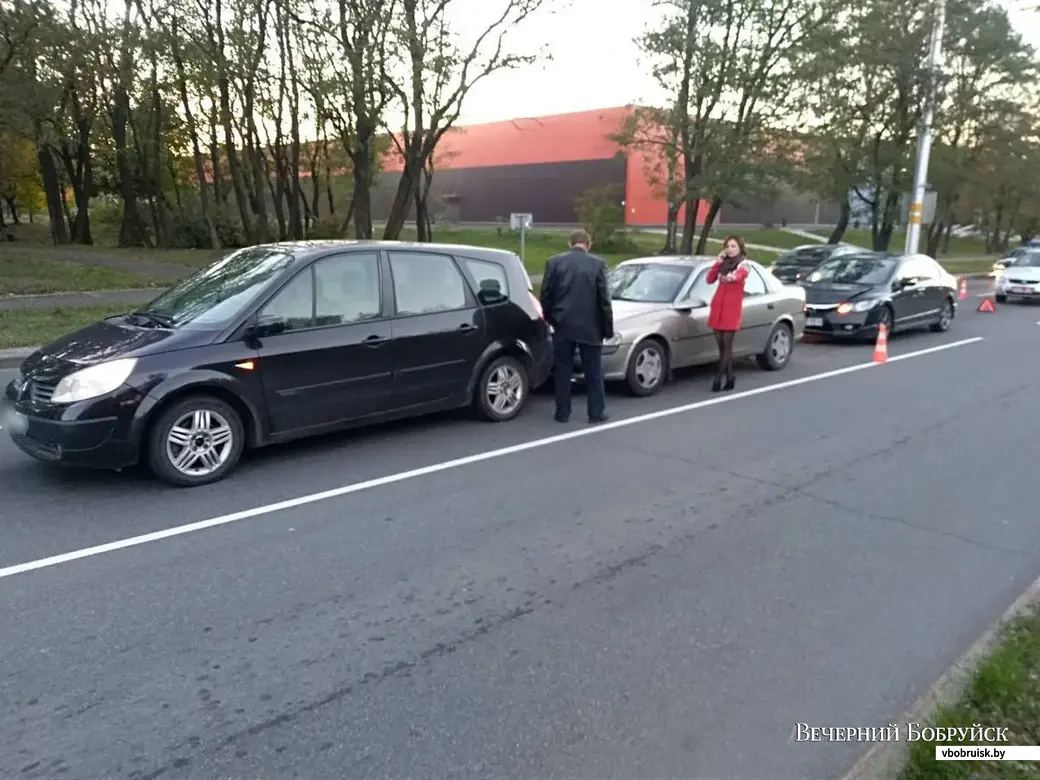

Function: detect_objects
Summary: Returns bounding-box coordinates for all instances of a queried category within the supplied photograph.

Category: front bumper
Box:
[999,282,1040,299]
[572,342,630,381]
[3,381,144,470]
[803,307,881,338]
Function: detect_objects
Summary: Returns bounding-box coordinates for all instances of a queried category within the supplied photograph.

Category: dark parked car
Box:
[2,241,551,486]
[769,243,863,284]
[802,252,957,340]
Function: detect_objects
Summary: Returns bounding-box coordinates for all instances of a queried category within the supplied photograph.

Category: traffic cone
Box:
[873,323,889,364]
[958,277,968,300]
[977,297,996,313]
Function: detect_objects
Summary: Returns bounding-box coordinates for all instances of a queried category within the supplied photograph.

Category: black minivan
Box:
[2,241,552,486]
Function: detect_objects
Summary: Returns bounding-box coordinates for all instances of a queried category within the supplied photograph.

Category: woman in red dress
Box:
[705,235,749,392]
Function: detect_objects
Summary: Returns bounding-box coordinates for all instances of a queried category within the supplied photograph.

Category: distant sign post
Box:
[510,213,533,266]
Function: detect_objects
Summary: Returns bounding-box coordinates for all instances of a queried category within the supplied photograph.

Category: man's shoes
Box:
[554,413,570,423]
[587,414,609,424]
[711,376,723,392]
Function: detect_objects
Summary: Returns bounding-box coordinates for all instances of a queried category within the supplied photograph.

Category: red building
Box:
[374,106,712,227]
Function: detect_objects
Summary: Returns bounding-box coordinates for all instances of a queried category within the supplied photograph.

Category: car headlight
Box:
[836,299,877,314]
[603,333,622,346]
[50,358,138,404]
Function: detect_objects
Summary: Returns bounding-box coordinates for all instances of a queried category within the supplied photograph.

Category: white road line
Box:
[0,336,984,581]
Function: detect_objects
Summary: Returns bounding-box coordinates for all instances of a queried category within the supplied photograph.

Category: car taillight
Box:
[530,291,545,319]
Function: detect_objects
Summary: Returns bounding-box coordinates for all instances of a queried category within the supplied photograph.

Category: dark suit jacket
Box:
[539,248,614,345]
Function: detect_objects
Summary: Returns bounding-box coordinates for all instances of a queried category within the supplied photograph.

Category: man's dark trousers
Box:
[552,337,605,421]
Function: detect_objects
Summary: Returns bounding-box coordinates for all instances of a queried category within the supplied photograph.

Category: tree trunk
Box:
[37,144,69,244]
[171,27,220,249]
[695,196,722,254]
[827,198,849,243]
[113,79,150,247]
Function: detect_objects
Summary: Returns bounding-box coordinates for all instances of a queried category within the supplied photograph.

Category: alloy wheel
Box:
[769,326,791,364]
[486,364,525,415]
[165,408,235,477]
[635,345,663,389]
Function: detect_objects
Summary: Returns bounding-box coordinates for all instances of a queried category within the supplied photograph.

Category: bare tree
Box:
[380,0,548,240]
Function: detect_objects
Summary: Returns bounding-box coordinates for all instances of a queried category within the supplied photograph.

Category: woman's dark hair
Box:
[723,235,747,257]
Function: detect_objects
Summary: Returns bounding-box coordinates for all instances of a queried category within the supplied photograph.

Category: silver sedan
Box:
[573,256,807,396]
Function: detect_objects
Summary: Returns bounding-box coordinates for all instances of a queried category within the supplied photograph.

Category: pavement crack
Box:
[145,604,539,775]
[791,487,1030,555]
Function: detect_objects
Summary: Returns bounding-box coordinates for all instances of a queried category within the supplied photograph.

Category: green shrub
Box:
[573,184,625,246]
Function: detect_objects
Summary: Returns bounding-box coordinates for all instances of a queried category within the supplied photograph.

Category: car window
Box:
[314,253,382,325]
[690,268,716,299]
[776,247,832,267]
[1013,251,1040,267]
[899,257,935,281]
[260,269,314,331]
[610,263,691,303]
[389,252,468,315]
[145,247,294,330]
[463,257,509,297]
[808,255,897,285]
[744,266,767,296]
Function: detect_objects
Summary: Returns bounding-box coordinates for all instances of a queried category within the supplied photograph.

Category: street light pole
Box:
[905,0,946,255]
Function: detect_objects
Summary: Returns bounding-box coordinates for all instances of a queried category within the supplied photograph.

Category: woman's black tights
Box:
[714,330,735,380]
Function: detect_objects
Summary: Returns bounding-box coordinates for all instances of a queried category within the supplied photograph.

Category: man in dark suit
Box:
[539,229,614,423]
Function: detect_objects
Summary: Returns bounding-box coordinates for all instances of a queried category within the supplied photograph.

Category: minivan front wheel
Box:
[474,355,529,422]
[147,396,245,486]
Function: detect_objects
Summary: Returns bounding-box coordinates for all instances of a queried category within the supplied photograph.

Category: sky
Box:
[453,0,1040,127]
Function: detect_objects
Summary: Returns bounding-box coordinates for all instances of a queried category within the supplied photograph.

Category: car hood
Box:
[1005,266,1040,282]
[611,299,673,322]
[802,283,876,305]
[20,316,214,377]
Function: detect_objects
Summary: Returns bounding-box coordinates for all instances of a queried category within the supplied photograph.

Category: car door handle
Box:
[362,335,389,346]
[457,323,478,332]
[767,303,775,310]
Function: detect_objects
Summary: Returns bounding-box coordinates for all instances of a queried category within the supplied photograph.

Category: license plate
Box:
[806,317,824,327]
[1011,286,1034,294]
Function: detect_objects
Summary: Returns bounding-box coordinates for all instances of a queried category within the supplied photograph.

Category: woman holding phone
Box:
[705,236,749,392]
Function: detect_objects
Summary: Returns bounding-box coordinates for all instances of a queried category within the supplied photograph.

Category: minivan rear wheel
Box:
[147,395,245,487]
[474,355,529,422]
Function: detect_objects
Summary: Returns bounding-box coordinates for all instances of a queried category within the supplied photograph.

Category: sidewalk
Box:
[0,288,162,312]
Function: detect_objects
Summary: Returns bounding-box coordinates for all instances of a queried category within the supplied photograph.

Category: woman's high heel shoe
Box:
[724,375,736,391]
[711,376,723,392]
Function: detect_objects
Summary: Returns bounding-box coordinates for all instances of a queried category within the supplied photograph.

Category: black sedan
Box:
[769,243,863,284]
[802,252,957,340]
[2,241,552,486]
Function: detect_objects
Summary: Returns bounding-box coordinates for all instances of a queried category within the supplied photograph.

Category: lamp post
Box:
[905,0,946,255]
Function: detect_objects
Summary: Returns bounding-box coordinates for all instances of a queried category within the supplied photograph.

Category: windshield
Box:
[775,247,834,267]
[1012,251,1040,268]
[144,247,295,329]
[807,255,897,285]
[609,263,691,303]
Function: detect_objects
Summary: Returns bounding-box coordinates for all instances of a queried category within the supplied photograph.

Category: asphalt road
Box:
[2,284,1039,780]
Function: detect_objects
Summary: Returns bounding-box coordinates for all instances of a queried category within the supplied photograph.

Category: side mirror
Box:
[674,297,707,312]
[247,313,287,338]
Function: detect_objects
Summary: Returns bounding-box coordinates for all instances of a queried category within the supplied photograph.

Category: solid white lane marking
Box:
[0,336,984,581]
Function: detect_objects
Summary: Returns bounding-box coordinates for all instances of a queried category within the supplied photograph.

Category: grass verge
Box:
[900,605,1040,780]
[0,304,131,349]
[811,228,990,257]
[0,255,160,295]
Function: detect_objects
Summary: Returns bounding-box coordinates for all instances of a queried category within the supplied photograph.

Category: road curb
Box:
[0,349,34,369]
[840,573,1040,780]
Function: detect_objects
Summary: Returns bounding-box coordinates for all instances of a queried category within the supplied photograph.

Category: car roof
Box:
[617,255,723,269]
[244,240,521,264]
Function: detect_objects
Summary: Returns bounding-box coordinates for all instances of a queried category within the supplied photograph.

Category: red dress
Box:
[706,259,748,332]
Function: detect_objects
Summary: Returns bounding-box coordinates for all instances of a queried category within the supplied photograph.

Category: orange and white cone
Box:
[958,277,968,300]
[873,323,889,364]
